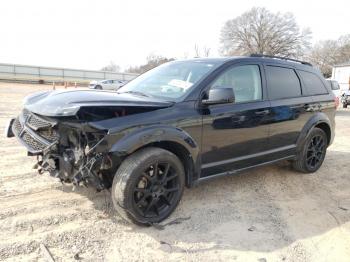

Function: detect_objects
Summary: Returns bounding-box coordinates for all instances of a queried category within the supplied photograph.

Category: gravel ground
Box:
[0,82,349,262]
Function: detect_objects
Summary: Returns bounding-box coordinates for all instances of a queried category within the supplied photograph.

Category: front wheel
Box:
[343,103,348,108]
[112,147,185,225]
[292,127,328,173]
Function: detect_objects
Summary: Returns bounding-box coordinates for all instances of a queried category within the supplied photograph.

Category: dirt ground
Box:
[0,82,350,262]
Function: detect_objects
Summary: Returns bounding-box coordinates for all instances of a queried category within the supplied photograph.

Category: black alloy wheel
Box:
[112,147,185,225]
[305,134,326,170]
[133,162,180,218]
[293,127,328,173]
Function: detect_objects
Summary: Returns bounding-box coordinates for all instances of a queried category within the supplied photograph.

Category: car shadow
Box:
[62,149,350,253]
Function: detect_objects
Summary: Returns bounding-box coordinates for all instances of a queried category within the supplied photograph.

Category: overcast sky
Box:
[0,0,349,71]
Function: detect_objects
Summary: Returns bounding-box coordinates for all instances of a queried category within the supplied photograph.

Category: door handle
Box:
[255,109,270,115]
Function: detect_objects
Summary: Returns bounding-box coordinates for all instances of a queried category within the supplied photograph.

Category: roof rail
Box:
[250,54,312,66]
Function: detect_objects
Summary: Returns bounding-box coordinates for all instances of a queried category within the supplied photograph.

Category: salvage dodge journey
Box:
[6,55,336,225]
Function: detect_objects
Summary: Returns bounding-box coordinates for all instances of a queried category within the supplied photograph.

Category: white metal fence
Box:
[0,63,139,83]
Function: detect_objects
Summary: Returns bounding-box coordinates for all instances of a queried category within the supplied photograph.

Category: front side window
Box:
[298,71,328,95]
[118,61,219,101]
[266,66,301,100]
[210,65,262,103]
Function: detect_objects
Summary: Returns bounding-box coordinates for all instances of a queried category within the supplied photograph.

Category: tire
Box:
[111,147,185,225]
[95,85,102,90]
[343,103,348,108]
[292,127,328,173]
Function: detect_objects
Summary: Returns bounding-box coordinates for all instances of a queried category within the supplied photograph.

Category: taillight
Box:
[335,97,339,108]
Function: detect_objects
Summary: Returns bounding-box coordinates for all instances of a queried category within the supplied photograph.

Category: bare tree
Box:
[308,34,350,77]
[203,46,211,57]
[220,7,311,58]
[194,44,211,57]
[338,35,350,59]
[125,54,175,74]
[100,61,120,72]
[194,44,201,57]
[307,40,339,77]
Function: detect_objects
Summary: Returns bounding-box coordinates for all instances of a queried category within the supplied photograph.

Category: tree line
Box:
[101,7,350,78]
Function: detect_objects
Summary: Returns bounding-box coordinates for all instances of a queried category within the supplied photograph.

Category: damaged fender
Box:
[98,125,200,186]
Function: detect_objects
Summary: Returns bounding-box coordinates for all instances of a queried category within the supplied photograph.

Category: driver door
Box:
[200,63,271,177]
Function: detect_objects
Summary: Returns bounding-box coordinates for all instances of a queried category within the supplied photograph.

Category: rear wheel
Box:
[343,103,348,108]
[293,128,327,173]
[111,147,185,225]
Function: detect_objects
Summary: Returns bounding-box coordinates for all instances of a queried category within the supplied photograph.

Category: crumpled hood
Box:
[24,89,173,117]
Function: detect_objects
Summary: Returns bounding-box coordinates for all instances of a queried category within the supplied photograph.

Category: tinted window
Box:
[211,65,262,103]
[331,81,340,90]
[298,71,328,95]
[266,66,301,100]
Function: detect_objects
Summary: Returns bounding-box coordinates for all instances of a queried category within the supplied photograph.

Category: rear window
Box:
[266,66,301,100]
[298,71,328,95]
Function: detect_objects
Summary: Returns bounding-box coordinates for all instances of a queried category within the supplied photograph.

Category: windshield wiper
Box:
[119,91,150,97]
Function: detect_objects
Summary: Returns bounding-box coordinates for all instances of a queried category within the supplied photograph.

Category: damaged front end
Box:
[6,89,173,190]
[10,109,114,191]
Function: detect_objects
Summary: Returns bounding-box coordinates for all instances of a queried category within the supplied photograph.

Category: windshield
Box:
[118,61,218,101]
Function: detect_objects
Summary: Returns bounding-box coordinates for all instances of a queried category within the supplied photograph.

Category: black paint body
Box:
[90,57,336,185]
[10,56,336,188]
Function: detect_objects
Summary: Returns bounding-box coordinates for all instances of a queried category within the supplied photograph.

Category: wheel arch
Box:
[296,112,333,151]
[108,126,201,187]
[314,122,331,145]
[141,141,197,187]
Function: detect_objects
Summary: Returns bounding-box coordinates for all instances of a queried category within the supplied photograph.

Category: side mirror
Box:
[202,87,235,105]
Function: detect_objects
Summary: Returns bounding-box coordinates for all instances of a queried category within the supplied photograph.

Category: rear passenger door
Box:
[264,65,314,156]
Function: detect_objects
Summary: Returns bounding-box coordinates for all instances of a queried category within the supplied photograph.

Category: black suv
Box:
[6,55,336,225]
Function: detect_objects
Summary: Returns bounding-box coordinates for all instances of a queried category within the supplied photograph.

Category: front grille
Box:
[22,132,47,151]
[12,110,58,153]
[27,114,52,130]
[12,117,23,136]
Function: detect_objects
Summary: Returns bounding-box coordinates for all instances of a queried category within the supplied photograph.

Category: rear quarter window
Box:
[265,66,301,100]
[331,81,340,90]
[298,71,328,95]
